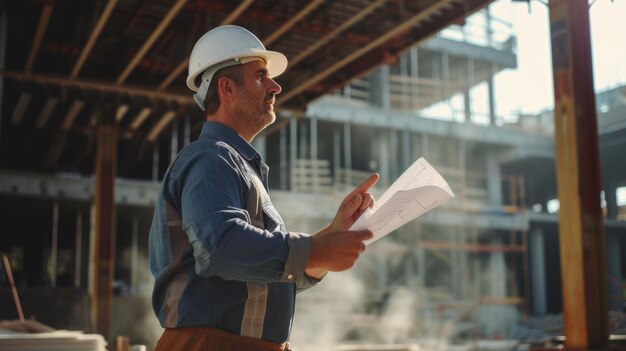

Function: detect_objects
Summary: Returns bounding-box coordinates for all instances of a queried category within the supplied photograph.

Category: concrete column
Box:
[377,131,389,186]
[378,254,388,290]
[464,58,475,124]
[487,63,497,126]
[489,237,507,297]
[310,117,318,193]
[169,117,178,164]
[410,47,419,111]
[253,135,266,160]
[130,215,139,295]
[50,201,59,287]
[343,122,352,189]
[290,119,297,190]
[486,151,503,207]
[529,228,547,316]
[420,133,429,159]
[389,129,398,181]
[74,210,83,288]
[333,129,341,191]
[373,65,391,109]
[400,54,409,109]
[417,247,426,287]
[151,142,159,181]
[279,125,288,190]
[604,182,619,219]
[606,232,623,311]
[442,52,451,117]
[402,129,411,168]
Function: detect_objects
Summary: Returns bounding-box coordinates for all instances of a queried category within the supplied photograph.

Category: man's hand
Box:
[305,230,373,279]
[330,173,379,231]
[304,174,379,279]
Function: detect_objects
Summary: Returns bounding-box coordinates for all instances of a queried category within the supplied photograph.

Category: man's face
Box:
[232,60,282,133]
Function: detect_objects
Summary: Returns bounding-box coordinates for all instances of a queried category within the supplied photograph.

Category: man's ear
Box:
[217,76,235,100]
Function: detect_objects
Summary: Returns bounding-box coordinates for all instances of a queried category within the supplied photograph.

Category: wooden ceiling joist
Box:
[115,104,129,122]
[11,92,32,125]
[71,0,119,78]
[35,96,59,129]
[116,0,188,84]
[157,0,255,91]
[147,111,177,141]
[289,0,388,68]
[129,107,152,130]
[262,0,325,46]
[25,3,53,73]
[1,70,193,106]
[61,100,86,131]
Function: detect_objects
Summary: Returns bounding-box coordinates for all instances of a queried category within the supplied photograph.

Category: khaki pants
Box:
[155,326,291,351]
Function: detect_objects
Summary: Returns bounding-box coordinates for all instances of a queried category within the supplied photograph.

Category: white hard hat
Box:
[187,25,288,110]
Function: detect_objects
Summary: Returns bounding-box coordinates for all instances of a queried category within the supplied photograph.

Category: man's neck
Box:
[206,114,256,142]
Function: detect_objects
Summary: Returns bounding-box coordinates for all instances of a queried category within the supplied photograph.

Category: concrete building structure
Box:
[1,0,625,349]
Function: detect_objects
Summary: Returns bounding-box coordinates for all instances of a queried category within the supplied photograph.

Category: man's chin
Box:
[258,112,276,130]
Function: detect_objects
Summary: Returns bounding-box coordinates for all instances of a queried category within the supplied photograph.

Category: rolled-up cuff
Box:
[283,232,319,290]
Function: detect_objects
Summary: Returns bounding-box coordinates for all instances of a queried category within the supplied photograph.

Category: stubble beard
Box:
[236,87,276,135]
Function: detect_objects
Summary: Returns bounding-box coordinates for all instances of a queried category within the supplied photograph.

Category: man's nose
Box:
[267,77,282,95]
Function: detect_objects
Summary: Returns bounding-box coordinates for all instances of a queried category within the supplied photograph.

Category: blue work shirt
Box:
[149,121,318,343]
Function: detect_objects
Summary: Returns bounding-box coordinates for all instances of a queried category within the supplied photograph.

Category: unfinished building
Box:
[0,0,624,350]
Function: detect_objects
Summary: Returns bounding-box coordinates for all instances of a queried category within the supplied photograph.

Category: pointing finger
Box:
[349,173,379,197]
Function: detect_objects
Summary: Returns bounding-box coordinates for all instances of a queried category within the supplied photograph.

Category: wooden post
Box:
[90,107,117,341]
[549,0,608,348]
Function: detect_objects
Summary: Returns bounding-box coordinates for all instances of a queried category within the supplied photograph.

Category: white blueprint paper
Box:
[350,157,454,245]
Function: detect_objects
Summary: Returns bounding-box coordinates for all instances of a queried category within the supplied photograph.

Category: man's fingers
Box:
[353,230,373,241]
[340,192,362,213]
[349,173,379,196]
[359,193,374,211]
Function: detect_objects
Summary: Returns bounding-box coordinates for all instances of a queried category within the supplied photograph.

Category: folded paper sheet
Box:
[350,157,454,245]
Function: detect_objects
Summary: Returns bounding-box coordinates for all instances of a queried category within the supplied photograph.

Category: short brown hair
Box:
[203,64,243,115]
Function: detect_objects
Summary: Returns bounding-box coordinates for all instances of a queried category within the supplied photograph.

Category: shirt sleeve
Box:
[169,148,312,285]
[283,232,320,291]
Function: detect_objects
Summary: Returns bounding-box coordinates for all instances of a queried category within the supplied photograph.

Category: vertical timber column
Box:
[549,0,608,348]
[91,107,117,340]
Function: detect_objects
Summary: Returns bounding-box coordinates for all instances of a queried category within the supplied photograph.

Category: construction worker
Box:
[149,25,378,350]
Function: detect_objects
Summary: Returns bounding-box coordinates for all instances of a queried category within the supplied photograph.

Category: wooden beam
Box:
[71,0,118,78]
[277,0,456,106]
[115,104,129,123]
[549,0,608,348]
[129,107,152,130]
[0,70,192,105]
[35,96,59,128]
[25,3,53,72]
[157,0,254,91]
[90,110,117,341]
[262,0,325,46]
[289,0,388,68]
[116,0,188,84]
[61,100,86,130]
[11,92,32,125]
[147,110,176,141]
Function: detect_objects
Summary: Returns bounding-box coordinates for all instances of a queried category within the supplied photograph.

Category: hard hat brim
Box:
[186,49,288,92]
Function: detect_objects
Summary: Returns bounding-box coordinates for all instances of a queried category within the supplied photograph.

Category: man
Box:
[149,25,378,350]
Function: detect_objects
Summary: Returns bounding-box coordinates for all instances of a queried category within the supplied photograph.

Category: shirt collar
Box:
[199,121,259,160]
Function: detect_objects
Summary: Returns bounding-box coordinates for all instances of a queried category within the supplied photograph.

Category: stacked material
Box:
[0,320,107,351]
